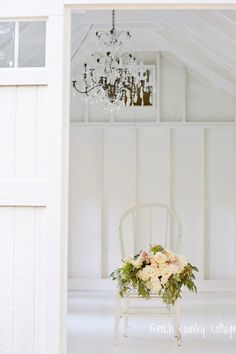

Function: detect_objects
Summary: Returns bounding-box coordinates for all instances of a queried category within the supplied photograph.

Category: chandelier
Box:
[72,10,152,112]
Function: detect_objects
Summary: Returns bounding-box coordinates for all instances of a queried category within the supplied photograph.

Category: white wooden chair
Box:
[114,203,183,346]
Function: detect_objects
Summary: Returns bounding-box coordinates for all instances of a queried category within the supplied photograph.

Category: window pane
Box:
[18,21,46,67]
[0,22,15,67]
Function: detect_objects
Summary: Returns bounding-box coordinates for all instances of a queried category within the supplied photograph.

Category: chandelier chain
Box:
[112,10,115,31]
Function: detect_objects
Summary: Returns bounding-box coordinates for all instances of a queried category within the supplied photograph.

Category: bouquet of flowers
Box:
[111,244,198,305]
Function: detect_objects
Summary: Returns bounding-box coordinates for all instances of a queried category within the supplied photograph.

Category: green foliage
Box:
[150,244,164,254]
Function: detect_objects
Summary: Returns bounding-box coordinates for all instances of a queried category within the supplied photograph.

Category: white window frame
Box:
[0,18,48,85]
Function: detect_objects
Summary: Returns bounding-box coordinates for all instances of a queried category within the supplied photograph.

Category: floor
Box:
[67,291,236,354]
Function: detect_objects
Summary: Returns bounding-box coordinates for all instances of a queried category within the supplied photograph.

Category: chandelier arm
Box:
[96,31,109,38]
[116,30,130,38]
[72,81,102,94]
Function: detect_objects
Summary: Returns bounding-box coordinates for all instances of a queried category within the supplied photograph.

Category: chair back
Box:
[119,203,183,258]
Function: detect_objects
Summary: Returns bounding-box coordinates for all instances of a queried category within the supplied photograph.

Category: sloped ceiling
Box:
[71,9,236,102]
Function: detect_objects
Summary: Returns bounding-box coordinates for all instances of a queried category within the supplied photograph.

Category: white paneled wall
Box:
[0,86,48,354]
[69,125,236,287]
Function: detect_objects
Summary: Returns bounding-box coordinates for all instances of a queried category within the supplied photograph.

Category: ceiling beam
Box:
[192,10,236,44]
[151,11,236,74]
[163,52,234,102]
[217,10,236,24]
[153,29,236,100]
[154,25,236,86]
[160,10,236,62]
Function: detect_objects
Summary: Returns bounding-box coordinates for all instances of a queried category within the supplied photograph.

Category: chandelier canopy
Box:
[72,10,152,112]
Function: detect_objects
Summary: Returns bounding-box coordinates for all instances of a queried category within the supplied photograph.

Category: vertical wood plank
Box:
[168,128,175,250]
[15,87,37,179]
[69,127,101,278]
[206,129,235,280]
[103,128,134,275]
[182,68,187,122]
[13,207,35,354]
[98,128,105,278]
[34,207,47,354]
[136,128,170,249]
[156,53,161,122]
[0,87,16,178]
[0,207,14,354]
[203,128,209,280]
[174,128,204,277]
[36,86,48,179]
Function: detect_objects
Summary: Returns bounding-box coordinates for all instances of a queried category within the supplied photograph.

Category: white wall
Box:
[68,125,236,285]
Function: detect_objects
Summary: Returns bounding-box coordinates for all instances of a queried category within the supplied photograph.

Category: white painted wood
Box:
[46,12,68,354]
[98,129,105,277]
[156,53,160,122]
[103,128,134,275]
[15,87,37,178]
[34,207,47,354]
[13,207,35,354]
[205,129,235,280]
[174,128,204,278]
[71,121,236,127]
[154,29,236,99]
[203,129,209,281]
[160,56,183,122]
[0,207,14,354]
[152,11,236,74]
[182,68,187,122]
[136,128,170,249]
[0,69,48,86]
[187,72,235,122]
[0,1,62,18]
[68,127,101,278]
[0,87,16,178]
[193,10,236,44]
[153,9,236,64]
[0,181,47,206]
[36,87,48,178]
[64,1,236,9]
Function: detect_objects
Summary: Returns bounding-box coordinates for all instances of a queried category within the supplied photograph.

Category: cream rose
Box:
[132,258,143,269]
[152,251,168,264]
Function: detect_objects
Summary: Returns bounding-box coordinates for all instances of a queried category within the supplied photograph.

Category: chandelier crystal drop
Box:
[72,10,150,112]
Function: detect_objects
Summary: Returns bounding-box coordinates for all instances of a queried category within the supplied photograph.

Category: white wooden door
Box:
[0,2,69,354]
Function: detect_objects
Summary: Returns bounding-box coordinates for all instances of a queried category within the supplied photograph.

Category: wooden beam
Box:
[0,180,47,206]
[193,10,236,44]
[153,29,236,99]
[151,11,236,74]
[217,9,236,24]
[162,10,236,63]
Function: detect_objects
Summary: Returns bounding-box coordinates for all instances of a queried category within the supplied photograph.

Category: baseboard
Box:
[68,278,236,292]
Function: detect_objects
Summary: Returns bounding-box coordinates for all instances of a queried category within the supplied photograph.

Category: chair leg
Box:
[174,300,181,346]
[114,291,121,345]
[124,298,129,337]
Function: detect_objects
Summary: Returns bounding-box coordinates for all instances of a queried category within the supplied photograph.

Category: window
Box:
[0,21,46,68]
[0,22,15,67]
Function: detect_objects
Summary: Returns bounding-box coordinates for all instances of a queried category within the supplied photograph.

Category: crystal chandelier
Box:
[72,10,152,112]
